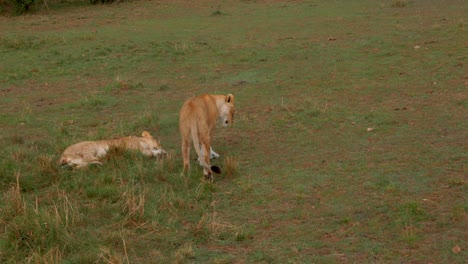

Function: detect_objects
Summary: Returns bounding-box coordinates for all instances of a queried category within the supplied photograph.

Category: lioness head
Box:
[140,131,167,157]
[220,94,235,127]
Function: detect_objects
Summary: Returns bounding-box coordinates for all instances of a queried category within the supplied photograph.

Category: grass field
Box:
[0,0,466,263]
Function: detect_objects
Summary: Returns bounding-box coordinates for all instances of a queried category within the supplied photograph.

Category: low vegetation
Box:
[0,0,466,263]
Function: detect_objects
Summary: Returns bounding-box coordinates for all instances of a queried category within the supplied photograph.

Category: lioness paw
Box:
[209,147,220,159]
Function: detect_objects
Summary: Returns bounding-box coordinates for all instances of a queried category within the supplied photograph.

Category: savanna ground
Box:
[0,0,466,263]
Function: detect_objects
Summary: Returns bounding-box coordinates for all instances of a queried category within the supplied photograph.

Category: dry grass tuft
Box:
[159,150,176,172]
[27,247,63,264]
[49,190,80,228]
[37,155,59,176]
[191,202,244,242]
[2,171,25,220]
[223,156,239,178]
[11,150,26,162]
[97,246,123,264]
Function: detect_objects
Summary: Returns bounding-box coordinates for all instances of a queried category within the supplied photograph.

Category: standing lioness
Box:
[179,93,235,179]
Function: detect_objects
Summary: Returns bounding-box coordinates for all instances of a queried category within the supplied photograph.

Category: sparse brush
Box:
[120,184,148,227]
[458,19,465,30]
[84,184,120,201]
[3,208,70,261]
[192,213,209,240]
[0,0,33,15]
[196,181,216,201]
[191,204,244,242]
[130,111,161,133]
[397,202,426,243]
[104,145,127,164]
[28,246,63,264]
[2,171,25,221]
[78,94,118,111]
[113,75,144,91]
[158,84,170,91]
[50,190,80,228]
[157,185,186,213]
[450,205,464,221]
[37,154,59,177]
[448,176,464,187]
[173,243,195,264]
[10,135,25,145]
[158,150,175,173]
[97,246,122,264]
[391,0,407,8]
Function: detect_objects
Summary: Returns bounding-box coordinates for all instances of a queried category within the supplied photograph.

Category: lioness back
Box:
[179,93,234,179]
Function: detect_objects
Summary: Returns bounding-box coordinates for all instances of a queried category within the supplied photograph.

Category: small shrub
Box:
[78,94,117,111]
[211,5,225,16]
[391,0,407,8]
[397,202,427,243]
[173,243,195,263]
[451,205,464,221]
[107,76,144,92]
[10,135,25,145]
[235,231,251,242]
[158,84,170,91]
[0,0,36,15]
[89,0,117,4]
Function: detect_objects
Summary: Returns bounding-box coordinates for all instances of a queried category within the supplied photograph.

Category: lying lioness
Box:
[58,131,166,169]
[179,93,235,179]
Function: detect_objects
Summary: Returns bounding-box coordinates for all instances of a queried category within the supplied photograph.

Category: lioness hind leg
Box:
[200,143,211,179]
[198,146,219,162]
[181,138,191,174]
[62,157,89,169]
[200,144,221,180]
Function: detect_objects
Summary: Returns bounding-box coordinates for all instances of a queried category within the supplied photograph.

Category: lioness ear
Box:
[225,94,234,103]
[142,131,152,138]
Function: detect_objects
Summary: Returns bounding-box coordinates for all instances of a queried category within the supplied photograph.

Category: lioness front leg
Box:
[198,146,219,162]
[75,160,102,169]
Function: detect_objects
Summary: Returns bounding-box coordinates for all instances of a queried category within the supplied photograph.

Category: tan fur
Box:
[59,131,166,169]
[179,93,235,179]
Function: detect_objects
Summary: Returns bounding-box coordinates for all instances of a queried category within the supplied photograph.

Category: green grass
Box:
[0,0,466,263]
